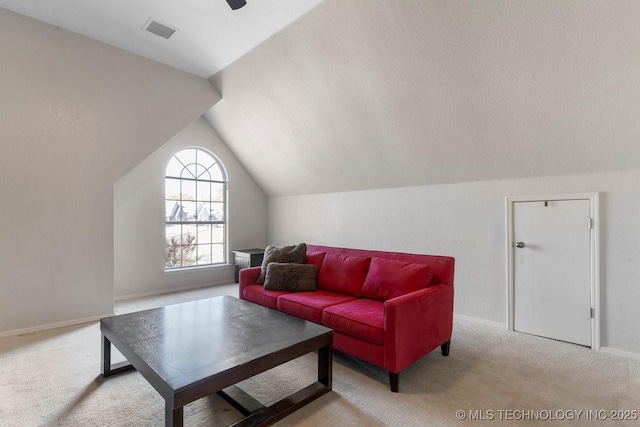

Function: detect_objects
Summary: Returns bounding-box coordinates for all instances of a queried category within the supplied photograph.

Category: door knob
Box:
[515,242,525,248]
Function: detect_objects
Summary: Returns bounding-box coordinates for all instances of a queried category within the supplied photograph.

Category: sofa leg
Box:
[441,340,451,356]
[389,371,399,393]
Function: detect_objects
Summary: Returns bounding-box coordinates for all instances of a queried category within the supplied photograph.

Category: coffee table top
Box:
[100,295,332,391]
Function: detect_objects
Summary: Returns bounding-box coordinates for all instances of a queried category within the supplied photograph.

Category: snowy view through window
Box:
[165,148,226,269]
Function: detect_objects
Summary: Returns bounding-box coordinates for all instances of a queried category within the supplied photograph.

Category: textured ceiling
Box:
[4,0,640,199]
[0,0,322,77]
[206,0,640,196]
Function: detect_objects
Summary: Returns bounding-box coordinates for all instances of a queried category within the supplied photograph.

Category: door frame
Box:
[505,192,600,350]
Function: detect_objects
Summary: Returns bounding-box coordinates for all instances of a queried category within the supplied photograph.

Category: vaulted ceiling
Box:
[206,0,640,196]
[3,1,640,197]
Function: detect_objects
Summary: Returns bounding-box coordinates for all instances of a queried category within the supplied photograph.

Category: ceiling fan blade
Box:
[226,0,247,10]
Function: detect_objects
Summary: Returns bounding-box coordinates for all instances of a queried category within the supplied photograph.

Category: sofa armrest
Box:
[238,266,261,300]
[383,284,454,372]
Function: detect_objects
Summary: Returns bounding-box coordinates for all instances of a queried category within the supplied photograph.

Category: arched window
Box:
[165,147,227,269]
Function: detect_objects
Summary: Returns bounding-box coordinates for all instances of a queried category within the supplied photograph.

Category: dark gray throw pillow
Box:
[257,243,307,285]
[263,263,317,292]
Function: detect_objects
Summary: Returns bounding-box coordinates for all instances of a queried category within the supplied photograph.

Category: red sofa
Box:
[238,244,455,392]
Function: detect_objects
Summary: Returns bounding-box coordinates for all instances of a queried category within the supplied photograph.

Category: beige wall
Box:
[0,9,220,334]
[114,117,267,298]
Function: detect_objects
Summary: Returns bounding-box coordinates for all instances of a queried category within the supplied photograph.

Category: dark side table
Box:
[233,248,265,282]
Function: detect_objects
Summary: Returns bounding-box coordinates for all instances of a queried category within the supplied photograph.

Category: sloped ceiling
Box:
[0,0,322,77]
[206,0,640,197]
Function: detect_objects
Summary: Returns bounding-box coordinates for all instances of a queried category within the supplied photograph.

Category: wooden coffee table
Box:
[100,295,333,427]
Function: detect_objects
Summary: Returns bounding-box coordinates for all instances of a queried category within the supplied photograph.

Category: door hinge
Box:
[588,218,594,229]
[590,307,595,318]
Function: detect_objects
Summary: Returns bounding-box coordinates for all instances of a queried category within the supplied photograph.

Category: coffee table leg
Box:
[166,402,183,427]
[101,334,135,377]
[317,343,333,388]
[101,335,111,376]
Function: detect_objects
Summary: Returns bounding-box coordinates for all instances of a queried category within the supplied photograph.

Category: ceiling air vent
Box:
[143,19,178,39]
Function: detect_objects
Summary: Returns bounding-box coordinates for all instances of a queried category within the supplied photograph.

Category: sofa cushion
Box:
[264,262,317,292]
[322,299,384,345]
[257,243,307,285]
[361,257,433,301]
[242,284,290,309]
[305,251,326,269]
[277,290,357,323]
[317,253,371,297]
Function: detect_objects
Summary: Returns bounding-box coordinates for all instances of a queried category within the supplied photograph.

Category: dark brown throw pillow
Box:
[257,243,307,285]
[263,263,317,292]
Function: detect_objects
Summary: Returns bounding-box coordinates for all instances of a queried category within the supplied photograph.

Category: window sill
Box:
[163,264,232,276]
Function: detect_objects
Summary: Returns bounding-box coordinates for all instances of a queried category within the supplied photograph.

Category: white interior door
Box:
[512,199,592,346]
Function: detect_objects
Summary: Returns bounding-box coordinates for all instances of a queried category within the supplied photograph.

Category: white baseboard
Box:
[0,282,238,338]
[114,280,236,301]
[599,346,640,360]
[454,313,507,329]
[0,314,112,338]
[453,314,640,361]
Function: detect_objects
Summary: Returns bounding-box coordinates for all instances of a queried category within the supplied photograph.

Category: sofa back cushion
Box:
[317,253,371,297]
[305,251,326,269]
[307,244,454,288]
[361,257,433,301]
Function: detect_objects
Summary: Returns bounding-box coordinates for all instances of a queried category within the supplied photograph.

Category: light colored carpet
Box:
[1,284,639,426]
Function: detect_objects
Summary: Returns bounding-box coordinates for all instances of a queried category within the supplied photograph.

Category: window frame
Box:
[164,147,228,270]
